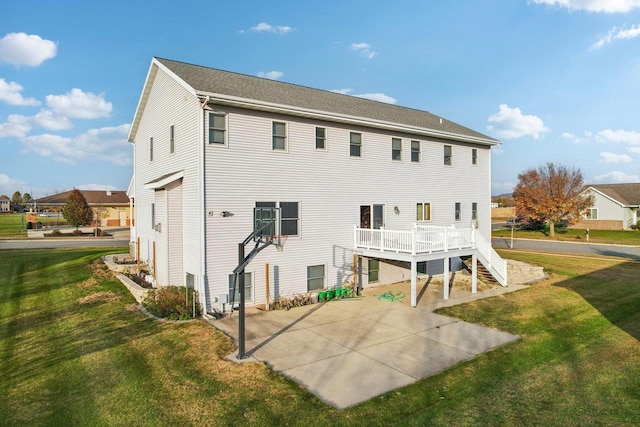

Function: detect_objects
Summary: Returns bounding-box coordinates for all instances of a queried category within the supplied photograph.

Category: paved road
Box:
[0,227,130,250]
[492,237,640,260]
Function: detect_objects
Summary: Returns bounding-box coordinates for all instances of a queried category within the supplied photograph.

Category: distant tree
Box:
[11,191,22,209]
[62,189,94,230]
[513,163,594,237]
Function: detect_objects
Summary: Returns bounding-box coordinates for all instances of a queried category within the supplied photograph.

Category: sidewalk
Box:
[207,279,528,409]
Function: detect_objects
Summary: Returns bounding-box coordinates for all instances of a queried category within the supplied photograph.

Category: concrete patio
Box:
[207,279,528,409]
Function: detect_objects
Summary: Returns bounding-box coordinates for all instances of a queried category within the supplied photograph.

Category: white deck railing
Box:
[354,225,474,255]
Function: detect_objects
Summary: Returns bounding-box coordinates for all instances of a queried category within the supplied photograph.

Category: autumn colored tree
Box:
[62,189,94,230]
[513,163,594,237]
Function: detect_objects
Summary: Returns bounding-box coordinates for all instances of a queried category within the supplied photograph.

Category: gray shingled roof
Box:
[155,57,497,144]
[588,183,640,206]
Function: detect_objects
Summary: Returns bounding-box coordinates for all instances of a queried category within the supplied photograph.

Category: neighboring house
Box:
[572,183,640,230]
[0,195,10,212]
[33,190,132,226]
[128,57,507,313]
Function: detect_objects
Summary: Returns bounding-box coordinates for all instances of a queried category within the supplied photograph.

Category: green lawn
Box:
[1,249,639,425]
[493,226,640,245]
[0,213,26,238]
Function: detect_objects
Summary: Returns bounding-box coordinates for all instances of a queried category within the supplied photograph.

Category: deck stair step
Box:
[460,255,500,285]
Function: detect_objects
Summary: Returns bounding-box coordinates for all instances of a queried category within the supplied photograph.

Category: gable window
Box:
[444,145,452,165]
[472,148,477,165]
[411,140,420,162]
[585,208,598,220]
[307,265,325,291]
[368,259,380,283]
[350,132,362,157]
[170,125,175,154]
[316,127,326,150]
[455,202,461,221]
[209,112,226,144]
[416,202,431,221]
[472,202,478,220]
[150,137,154,161]
[228,272,252,303]
[392,138,402,161]
[272,121,287,150]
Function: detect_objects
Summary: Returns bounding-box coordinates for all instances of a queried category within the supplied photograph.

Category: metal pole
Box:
[237,242,246,359]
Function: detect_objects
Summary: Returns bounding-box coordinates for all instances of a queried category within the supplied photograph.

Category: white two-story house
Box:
[128,57,506,313]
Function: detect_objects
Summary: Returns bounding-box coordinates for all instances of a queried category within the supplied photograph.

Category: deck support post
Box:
[443,257,450,300]
[471,254,477,294]
[410,258,417,307]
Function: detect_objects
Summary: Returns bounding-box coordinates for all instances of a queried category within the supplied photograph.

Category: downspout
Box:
[199,96,210,311]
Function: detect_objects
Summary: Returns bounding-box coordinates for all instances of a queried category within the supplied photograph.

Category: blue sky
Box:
[1,0,639,199]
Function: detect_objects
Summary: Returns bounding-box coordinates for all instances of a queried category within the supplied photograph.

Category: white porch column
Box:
[472,254,477,294]
[410,258,417,307]
[443,257,450,300]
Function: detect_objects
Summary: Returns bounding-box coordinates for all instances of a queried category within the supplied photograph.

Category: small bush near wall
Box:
[142,286,201,320]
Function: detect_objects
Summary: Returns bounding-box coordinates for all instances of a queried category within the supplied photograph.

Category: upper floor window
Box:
[411,140,420,162]
[444,145,452,165]
[170,125,175,154]
[472,148,477,165]
[316,127,326,150]
[416,202,431,221]
[392,138,402,161]
[209,112,226,145]
[455,202,461,221]
[272,121,287,150]
[350,132,362,157]
[150,137,154,161]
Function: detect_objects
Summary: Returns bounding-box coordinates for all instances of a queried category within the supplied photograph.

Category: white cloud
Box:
[0,173,27,195]
[600,151,632,162]
[561,132,582,143]
[32,110,73,130]
[0,32,57,67]
[330,88,397,104]
[532,0,640,13]
[46,88,112,119]
[487,104,550,139]
[594,170,640,183]
[257,71,284,80]
[247,22,292,35]
[0,79,40,106]
[628,146,640,154]
[597,129,640,144]
[350,42,377,59]
[590,24,640,50]
[20,124,131,165]
[0,114,31,138]
[76,183,119,191]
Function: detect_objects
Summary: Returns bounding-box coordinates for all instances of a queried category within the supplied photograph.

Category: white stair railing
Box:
[473,229,507,286]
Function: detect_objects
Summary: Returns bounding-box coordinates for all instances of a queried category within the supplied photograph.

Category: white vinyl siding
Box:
[133,63,494,311]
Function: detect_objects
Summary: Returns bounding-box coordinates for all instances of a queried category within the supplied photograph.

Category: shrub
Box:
[142,286,201,320]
